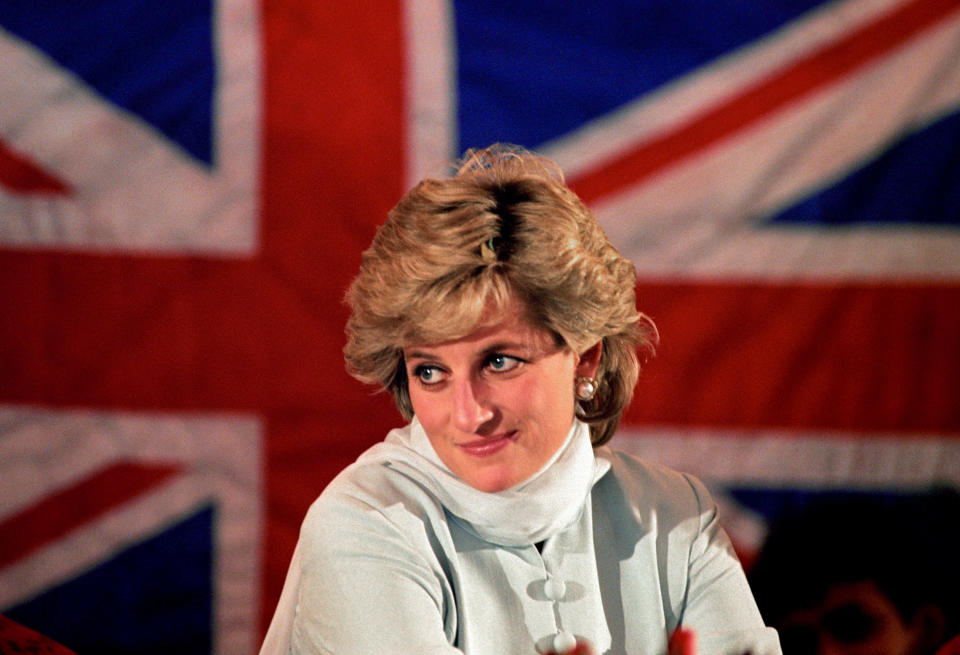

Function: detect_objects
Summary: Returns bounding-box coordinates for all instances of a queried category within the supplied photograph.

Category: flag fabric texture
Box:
[0,613,78,654]
[2,1,958,652]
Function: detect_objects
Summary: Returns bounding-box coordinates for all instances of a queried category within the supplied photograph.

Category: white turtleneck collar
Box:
[358,417,610,547]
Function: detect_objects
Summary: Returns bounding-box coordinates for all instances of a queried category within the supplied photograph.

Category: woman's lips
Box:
[458,431,517,457]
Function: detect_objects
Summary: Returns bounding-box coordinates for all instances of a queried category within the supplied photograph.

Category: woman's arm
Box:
[679,474,782,655]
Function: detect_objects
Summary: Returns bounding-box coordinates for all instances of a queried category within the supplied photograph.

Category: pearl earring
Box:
[575,376,597,401]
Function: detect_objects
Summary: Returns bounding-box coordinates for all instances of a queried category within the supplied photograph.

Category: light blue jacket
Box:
[280,422,780,655]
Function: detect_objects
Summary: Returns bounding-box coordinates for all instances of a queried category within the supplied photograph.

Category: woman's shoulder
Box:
[594,446,715,520]
[304,443,447,531]
[296,449,456,577]
[291,442,458,630]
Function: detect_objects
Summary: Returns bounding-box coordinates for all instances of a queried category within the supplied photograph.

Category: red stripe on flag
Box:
[624,280,960,433]
[260,0,408,632]
[0,462,181,568]
[2,258,957,434]
[0,139,71,195]
[569,0,960,203]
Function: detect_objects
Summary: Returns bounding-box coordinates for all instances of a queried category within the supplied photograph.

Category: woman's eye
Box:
[413,365,445,385]
[486,354,521,373]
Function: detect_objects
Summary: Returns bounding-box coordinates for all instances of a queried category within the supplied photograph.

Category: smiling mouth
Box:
[458,431,517,457]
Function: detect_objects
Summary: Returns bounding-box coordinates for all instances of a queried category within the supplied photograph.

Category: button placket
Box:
[537,541,584,654]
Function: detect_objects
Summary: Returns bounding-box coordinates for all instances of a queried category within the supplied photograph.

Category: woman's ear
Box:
[576,341,603,380]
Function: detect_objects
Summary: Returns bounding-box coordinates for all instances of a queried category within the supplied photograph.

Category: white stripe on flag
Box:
[0,0,261,256]
[610,426,960,488]
[404,0,458,188]
[0,405,263,655]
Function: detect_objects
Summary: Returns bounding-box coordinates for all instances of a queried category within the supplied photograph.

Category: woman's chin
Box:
[463,466,521,493]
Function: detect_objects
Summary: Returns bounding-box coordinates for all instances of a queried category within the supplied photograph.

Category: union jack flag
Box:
[2,0,958,651]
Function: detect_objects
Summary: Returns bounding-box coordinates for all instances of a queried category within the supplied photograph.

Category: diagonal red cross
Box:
[2,0,959,639]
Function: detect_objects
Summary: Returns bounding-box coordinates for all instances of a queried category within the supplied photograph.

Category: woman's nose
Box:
[452,379,494,432]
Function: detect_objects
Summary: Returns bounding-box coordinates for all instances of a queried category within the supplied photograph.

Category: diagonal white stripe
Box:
[0,0,261,256]
[588,9,960,280]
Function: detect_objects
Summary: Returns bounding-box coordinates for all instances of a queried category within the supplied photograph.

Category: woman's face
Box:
[403,302,598,492]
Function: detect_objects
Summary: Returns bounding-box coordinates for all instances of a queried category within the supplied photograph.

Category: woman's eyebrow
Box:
[404,350,439,362]
[405,341,533,363]
[480,341,533,356]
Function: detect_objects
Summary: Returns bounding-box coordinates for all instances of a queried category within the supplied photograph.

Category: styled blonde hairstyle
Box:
[344,144,657,445]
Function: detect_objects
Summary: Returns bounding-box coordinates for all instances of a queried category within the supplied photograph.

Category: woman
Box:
[261,145,781,655]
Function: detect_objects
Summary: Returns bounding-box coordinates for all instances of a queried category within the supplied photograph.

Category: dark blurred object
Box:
[750,487,960,655]
[0,614,77,654]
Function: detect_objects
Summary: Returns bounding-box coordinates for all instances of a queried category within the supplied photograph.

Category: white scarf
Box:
[362,417,610,547]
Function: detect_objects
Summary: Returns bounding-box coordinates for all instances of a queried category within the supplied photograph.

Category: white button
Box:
[544,577,566,601]
[552,631,577,653]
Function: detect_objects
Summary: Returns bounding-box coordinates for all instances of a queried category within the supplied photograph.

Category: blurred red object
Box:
[936,633,960,655]
[669,627,698,655]
[541,637,597,655]
[0,614,77,654]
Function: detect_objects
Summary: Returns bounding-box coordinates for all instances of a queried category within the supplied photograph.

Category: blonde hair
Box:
[344,144,657,445]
